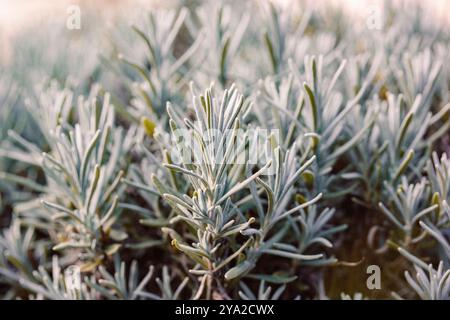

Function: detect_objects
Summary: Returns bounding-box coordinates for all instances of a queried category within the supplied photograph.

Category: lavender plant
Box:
[1,0,450,300]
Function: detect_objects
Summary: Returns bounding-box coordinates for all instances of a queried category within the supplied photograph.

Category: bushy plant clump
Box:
[0,0,449,300]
